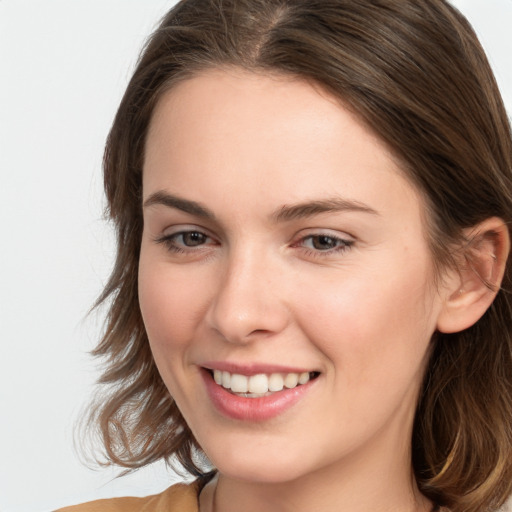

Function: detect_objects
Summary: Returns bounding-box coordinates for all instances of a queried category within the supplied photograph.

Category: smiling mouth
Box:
[207,369,320,398]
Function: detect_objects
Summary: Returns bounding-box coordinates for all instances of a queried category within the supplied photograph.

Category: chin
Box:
[203,440,314,484]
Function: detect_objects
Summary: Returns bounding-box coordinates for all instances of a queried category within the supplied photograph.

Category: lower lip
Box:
[201,369,316,421]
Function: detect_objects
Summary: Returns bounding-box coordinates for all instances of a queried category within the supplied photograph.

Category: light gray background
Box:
[1,1,511,511]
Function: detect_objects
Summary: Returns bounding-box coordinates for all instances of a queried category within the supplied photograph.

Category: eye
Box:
[303,234,346,251]
[175,231,208,247]
[294,232,354,257]
[155,228,216,254]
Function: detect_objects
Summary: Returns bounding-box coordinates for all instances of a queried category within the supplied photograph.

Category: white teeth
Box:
[211,369,314,395]
[248,374,269,394]
[299,371,310,385]
[222,371,231,388]
[268,373,284,392]
[284,373,298,389]
[230,374,249,393]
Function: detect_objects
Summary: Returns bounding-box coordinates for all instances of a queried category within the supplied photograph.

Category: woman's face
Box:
[139,69,449,484]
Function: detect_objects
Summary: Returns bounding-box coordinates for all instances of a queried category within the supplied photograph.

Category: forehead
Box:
[145,67,392,162]
[143,68,422,224]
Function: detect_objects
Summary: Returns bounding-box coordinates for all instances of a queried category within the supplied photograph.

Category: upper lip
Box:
[201,361,317,376]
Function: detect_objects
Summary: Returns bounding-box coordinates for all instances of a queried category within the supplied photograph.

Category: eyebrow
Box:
[272,198,379,222]
[143,190,216,220]
[143,190,379,222]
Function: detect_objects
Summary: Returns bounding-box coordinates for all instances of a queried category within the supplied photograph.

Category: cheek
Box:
[295,259,438,386]
[138,256,206,355]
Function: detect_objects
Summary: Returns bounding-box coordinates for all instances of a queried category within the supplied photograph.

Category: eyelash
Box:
[155,230,216,254]
[294,234,354,257]
[155,230,354,257]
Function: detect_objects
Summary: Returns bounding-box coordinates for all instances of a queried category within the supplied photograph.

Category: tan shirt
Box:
[55,481,200,512]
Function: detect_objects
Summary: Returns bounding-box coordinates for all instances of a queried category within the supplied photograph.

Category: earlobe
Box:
[436,217,510,334]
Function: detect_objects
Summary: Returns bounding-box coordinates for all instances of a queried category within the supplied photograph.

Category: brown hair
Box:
[88,1,512,510]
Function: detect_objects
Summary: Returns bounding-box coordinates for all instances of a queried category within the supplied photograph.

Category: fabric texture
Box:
[55,481,199,512]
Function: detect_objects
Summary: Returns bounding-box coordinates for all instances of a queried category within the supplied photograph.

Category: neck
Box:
[210,466,431,512]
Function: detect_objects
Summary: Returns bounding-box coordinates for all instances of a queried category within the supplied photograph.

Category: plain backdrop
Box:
[1,1,511,511]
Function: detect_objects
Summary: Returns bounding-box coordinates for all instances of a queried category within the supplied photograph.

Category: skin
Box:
[138,68,455,512]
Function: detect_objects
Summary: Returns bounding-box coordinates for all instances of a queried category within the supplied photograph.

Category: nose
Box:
[206,245,290,344]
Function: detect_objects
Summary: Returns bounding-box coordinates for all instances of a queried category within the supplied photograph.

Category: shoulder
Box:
[55,481,200,512]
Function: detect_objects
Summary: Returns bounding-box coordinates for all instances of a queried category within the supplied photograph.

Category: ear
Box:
[437,217,510,334]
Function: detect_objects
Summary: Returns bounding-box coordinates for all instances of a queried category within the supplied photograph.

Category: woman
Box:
[58,0,512,511]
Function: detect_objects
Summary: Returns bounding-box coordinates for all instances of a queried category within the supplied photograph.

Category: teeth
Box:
[268,373,284,392]
[284,373,298,388]
[230,374,248,393]
[298,371,310,384]
[248,374,268,394]
[222,371,231,388]
[212,369,314,395]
